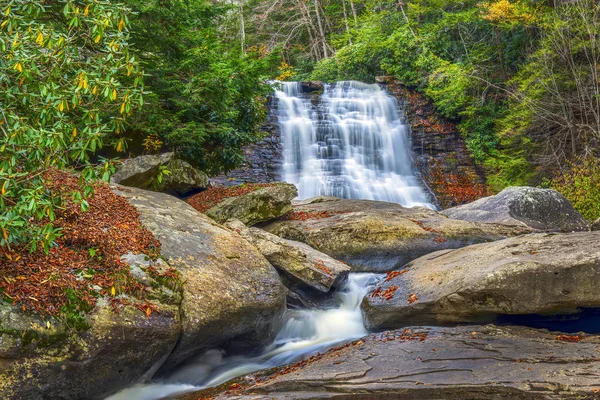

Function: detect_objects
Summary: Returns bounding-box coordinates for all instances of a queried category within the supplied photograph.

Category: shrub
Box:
[545,158,600,222]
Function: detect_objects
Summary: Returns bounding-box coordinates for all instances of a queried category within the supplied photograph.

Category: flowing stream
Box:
[277,81,432,208]
[107,273,382,400]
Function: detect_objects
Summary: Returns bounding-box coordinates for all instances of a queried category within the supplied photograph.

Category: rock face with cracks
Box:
[112,186,286,373]
[178,325,600,400]
[261,197,529,272]
[442,186,589,232]
[362,231,600,330]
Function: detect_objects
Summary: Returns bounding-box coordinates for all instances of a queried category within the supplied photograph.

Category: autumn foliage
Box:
[0,170,170,321]
[430,162,489,209]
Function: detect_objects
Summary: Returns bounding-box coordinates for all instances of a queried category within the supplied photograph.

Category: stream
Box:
[107,273,382,400]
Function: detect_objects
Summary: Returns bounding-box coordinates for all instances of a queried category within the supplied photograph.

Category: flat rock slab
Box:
[261,197,529,272]
[363,231,600,330]
[180,325,600,400]
[442,186,589,232]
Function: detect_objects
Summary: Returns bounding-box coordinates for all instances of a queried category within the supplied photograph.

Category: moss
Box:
[59,288,92,331]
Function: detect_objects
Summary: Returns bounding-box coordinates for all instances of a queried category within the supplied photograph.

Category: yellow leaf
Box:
[46,321,51,329]
[58,101,64,112]
[36,32,43,45]
[84,4,90,15]
[116,140,123,153]
[72,127,77,138]
[14,62,22,72]
[92,86,97,95]
[4,7,10,16]
[94,34,101,43]
[120,102,125,114]
[1,20,8,29]
[111,286,116,296]
[118,19,125,31]
[112,88,117,99]
[2,227,8,241]
[2,180,7,195]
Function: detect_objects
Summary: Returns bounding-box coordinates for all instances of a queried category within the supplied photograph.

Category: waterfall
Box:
[106,273,382,400]
[276,81,432,208]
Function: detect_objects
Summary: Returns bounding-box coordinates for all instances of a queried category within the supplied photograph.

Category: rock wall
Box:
[212,80,486,209]
[209,103,283,187]
[379,77,488,209]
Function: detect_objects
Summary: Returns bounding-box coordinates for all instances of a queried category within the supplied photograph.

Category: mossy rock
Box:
[204,182,297,226]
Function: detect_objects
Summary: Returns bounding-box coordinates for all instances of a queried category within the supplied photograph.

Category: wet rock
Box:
[592,217,600,231]
[205,183,297,226]
[0,260,180,400]
[363,231,600,330]
[299,81,324,93]
[111,153,209,197]
[260,197,529,273]
[113,186,286,372]
[224,220,350,293]
[442,186,589,232]
[180,325,600,400]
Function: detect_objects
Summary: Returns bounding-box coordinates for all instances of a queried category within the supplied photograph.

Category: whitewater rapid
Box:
[107,273,381,400]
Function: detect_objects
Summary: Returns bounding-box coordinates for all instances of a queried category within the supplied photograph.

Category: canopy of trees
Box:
[1,0,599,251]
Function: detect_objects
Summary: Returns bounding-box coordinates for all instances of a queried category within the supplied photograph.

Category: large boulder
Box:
[363,231,600,330]
[180,325,600,400]
[204,183,297,226]
[224,220,350,293]
[0,259,181,400]
[260,197,528,273]
[442,186,589,232]
[592,217,600,231]
[111,153,209,197]
[112,186,286,372]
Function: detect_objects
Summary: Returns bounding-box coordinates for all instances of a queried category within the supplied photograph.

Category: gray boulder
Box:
[442,186,589,232]
[0,259,181,400]
[261,197,529,273]
[204,183,297,226]
[592,217,600,231]
[112,187,286,372]
[180,325,600,400]
[111,153,209,196]
[225,220,350,293]
[362,231,600,330]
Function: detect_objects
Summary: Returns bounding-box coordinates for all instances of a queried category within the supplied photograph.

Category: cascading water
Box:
[107,273,381,400]
[277,81,432,208]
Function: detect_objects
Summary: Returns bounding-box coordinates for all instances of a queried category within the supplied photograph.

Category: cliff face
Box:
[381,78,488,208]
[212,81,487,209]
[209,103,283,187]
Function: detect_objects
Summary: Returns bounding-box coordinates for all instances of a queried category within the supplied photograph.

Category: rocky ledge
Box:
[261,197,529,272]
[179,325,600,400]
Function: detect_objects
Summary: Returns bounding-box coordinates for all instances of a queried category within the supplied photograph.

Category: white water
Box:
[277,81,432,208]
[107,273,381,400]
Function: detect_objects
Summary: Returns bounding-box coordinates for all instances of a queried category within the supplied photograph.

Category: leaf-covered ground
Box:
[0,169,172,321]
[187,183,276,213]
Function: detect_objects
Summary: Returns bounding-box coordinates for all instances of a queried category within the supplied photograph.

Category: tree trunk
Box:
[342,0,352,44]
[313,0,329,58]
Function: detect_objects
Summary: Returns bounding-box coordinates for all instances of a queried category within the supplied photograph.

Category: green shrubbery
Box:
[1,0,144,251]
[545,159,600,222]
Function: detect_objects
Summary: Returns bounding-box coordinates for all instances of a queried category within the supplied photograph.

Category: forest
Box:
[1,0,600,249]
